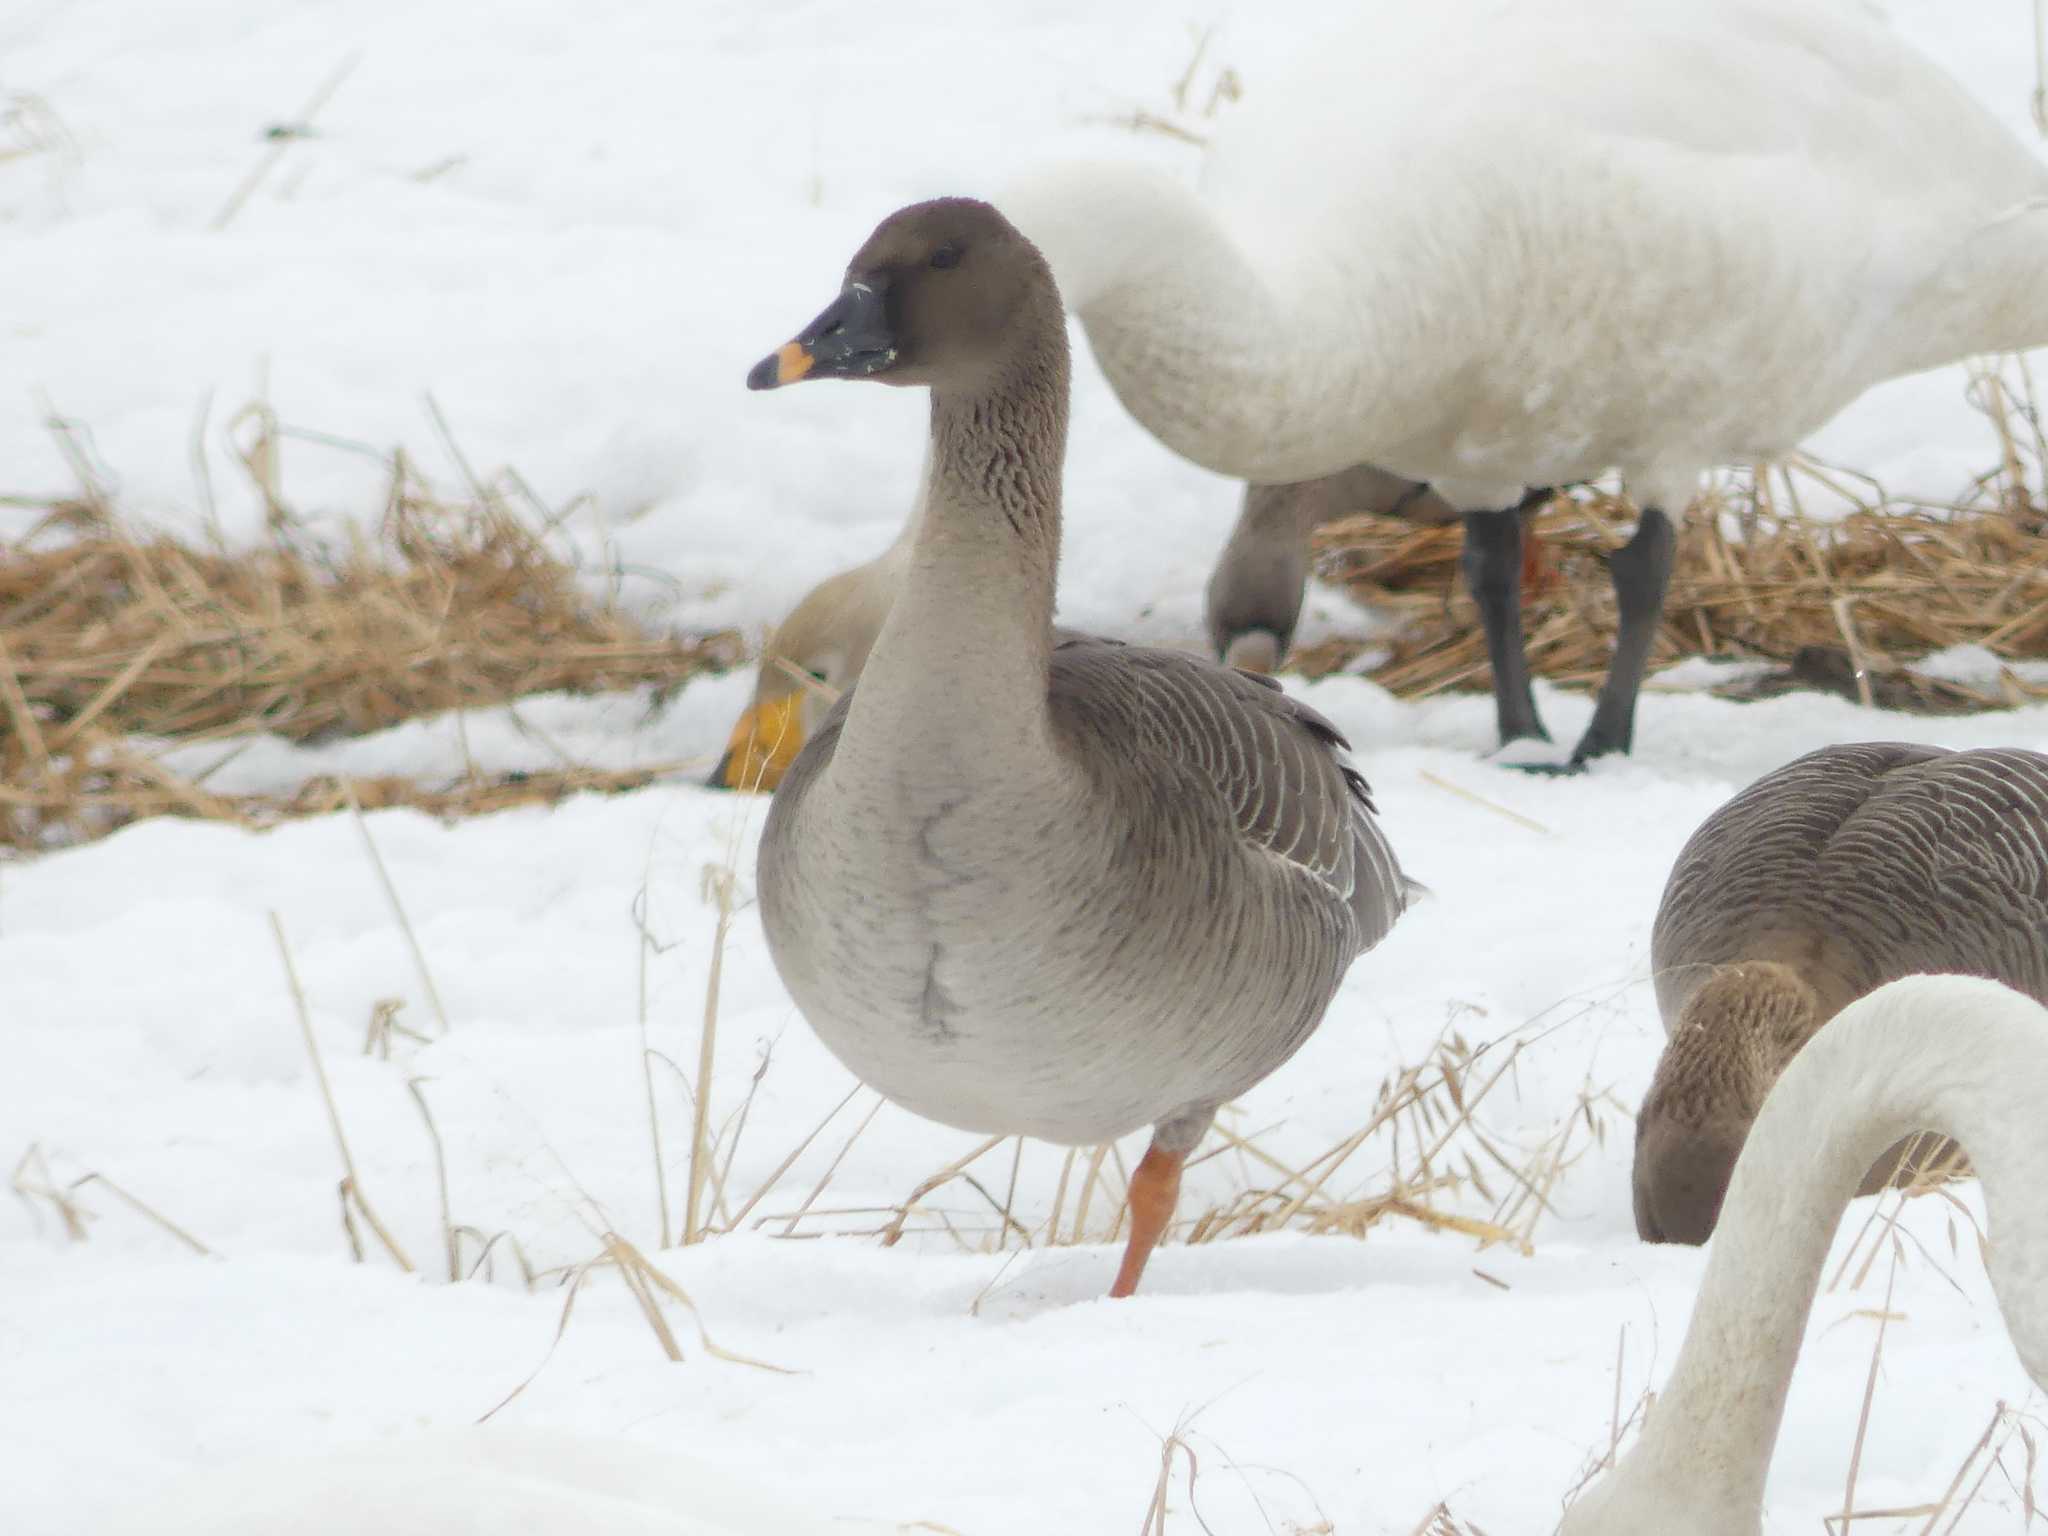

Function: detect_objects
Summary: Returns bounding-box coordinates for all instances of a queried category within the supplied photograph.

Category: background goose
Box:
[745,197,1412,1296]
[1565,974,2048,1535]
[1636,742,2048,1245]
[1205,464,1456,673]
[999,0,2048,769]
[713,464,1475,789]
[709,501,914,792]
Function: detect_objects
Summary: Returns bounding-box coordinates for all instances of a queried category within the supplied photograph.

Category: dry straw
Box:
[0,417,740,850]
[765,1000,1621,1269]
[1302,363,2048,709]
[1304,472,2048,710]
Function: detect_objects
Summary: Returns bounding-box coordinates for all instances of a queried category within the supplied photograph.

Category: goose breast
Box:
[759,637,1405,1146]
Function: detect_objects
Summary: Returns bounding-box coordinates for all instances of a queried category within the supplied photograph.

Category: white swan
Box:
[1001,0,2048,767]
[1564,974,2048,1535]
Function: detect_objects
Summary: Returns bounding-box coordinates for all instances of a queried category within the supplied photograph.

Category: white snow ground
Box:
[3,0,2047,1531]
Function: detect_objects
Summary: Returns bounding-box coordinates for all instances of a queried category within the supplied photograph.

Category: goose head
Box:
[708,555,898,792]
[1633,961,1820,1245]
[733,198,1061,785]
[1205,479,1320,674]
[748,197,1057,396]
[1204,465,1453,672]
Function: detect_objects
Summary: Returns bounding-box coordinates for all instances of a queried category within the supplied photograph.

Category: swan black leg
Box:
[1569,505,1676,764]
[1460,504,1549,748]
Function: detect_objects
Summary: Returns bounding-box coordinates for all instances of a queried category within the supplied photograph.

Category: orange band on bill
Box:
[774,340,814,383]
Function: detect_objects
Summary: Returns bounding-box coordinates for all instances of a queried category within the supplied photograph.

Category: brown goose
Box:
[744,197,1414,1296]
[1636,741,2048,1245]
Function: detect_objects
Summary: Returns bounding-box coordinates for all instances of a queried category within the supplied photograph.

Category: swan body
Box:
[1013,0,2048,496]
[1638,743,2048,1242]
[748,198,1411,1294]
[1566,974,2048,1535]
[1001,0,2048,762]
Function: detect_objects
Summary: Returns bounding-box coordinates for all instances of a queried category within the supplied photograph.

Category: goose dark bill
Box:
[747,282,896,389]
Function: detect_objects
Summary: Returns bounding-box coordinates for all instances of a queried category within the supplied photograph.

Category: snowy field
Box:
[4,0,2048,1531]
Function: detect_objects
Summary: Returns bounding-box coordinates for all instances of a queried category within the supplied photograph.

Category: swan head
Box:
[708,554,900,793]
[1634,961,1821,1245]
[747,197,1061,395]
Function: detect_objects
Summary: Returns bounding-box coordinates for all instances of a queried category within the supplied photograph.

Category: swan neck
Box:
[1580,977,2048,1532]
[1075,247,1368,484]
[1009,163,1401,483]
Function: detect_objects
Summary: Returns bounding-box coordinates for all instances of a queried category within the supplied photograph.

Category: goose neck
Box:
[833,331,1068,772]
[1663,973,1807,1122]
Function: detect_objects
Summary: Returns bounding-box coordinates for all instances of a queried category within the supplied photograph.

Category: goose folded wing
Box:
[1046,637,1411,947]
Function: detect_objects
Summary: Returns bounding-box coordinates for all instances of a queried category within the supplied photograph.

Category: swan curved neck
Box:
[1571,975,2048,1535]
[1000,162,1407,483]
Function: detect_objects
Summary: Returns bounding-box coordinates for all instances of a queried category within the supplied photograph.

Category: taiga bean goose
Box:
[1568,975,2048,1536]
[713,463,1457,790]
[1636,742,2048,1245]
[745,197,1413,1297]
[709,510,913,791]
[999,0,2048,768]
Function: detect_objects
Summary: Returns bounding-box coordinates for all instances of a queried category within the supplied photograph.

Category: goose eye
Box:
[929,245,961,271]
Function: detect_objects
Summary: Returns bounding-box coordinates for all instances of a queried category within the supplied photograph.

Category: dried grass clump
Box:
[1304,354,2048,713]
[1303,478,2048,713]
[0,435,740,850]
[755,1000,1618,1277]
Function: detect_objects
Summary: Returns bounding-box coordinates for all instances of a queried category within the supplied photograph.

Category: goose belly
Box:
[758,790,1348,1146]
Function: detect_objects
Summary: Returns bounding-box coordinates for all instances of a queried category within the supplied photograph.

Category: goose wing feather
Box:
[1042,634,1412,953]
[785,634,1412,958]
[1653,742,2048,1023]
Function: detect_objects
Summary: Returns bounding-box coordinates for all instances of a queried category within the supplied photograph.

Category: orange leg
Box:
[1108,1140,1187,1299]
